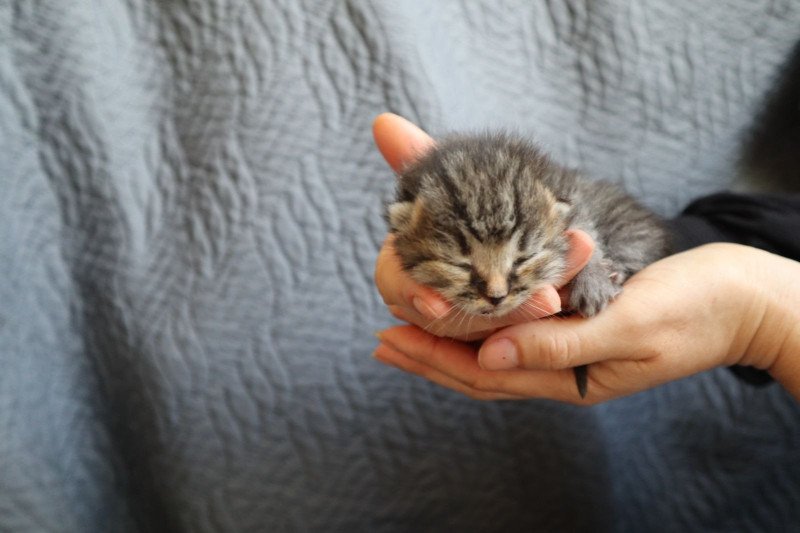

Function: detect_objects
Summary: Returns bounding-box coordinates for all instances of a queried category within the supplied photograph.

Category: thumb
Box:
[557,229,595,288]
[477,306,647,371]
[372,113,435,172]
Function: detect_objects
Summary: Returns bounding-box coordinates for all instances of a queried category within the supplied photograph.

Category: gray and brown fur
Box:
[386,132,671,397]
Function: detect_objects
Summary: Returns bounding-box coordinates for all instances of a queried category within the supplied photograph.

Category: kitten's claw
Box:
[574,365,588,398]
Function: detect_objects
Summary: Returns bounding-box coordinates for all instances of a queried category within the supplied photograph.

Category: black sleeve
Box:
[669,193,800,259]
[666,192,800,386]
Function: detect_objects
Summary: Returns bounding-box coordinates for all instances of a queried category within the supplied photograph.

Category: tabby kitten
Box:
[386,133,671,397]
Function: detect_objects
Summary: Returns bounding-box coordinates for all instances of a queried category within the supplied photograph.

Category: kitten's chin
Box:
[478,309,507,317]
[465,298,526,318]
[478,306,517,318]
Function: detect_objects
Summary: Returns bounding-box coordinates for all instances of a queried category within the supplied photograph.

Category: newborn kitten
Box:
[386,132,671,398]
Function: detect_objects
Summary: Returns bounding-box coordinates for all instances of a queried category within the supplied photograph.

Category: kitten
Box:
[386,132,671,398]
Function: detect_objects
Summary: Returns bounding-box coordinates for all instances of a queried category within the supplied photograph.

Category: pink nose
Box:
[485,275,508,304]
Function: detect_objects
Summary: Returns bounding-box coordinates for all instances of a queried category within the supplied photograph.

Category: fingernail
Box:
[412,296,447,319]
[544,289,562,314]
[479,338,518,370]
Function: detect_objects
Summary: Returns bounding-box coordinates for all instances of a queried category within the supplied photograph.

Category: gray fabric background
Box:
[2,1,799,531]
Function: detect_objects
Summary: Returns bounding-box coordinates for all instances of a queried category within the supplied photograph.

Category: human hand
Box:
[373,113,595,341]
[375,243,800,402]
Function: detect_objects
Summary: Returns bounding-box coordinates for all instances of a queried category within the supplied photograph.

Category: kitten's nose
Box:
[484,274,508,306]
[487,295,506,306]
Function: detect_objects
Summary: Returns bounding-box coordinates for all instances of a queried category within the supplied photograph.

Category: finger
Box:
[378,325,482,382]
[373,343,526,400]
[500,285,562,326]
[556,229,595,288]
[375,235,451,319]
[378,325,593,402]
[557,285,572,309]
[478,308,648,372]
[372,113,436,172]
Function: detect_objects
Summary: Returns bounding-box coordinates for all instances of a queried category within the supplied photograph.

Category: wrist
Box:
[771,323,800,400]
[737,247,800,400]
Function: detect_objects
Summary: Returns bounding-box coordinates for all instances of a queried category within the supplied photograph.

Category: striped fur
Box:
[387,132,671,319]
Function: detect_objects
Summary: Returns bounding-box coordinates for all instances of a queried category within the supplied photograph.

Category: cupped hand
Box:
[373,113,595,341]
[375,243,800,403]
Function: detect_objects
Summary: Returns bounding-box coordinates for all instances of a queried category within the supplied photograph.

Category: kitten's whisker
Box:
[427,304,464,336]
[521,301,549,317]
[520,300,570,323]
[455,305,471,334]
[514,301,542,323]
[419,309,452,335]
[464,312,477,339]
[518,307,537,322]
[525,304,547,319]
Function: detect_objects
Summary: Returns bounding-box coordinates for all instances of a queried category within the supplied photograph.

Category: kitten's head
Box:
[387,134,573,318]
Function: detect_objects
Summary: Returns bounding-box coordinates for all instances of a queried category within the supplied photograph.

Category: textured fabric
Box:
[2,1,800,532]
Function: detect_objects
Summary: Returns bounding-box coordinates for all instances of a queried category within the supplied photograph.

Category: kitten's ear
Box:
[387,201,414,231]
[387,199,425,232]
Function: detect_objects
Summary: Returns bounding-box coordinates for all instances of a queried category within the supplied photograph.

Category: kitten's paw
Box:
[569,272,622,317]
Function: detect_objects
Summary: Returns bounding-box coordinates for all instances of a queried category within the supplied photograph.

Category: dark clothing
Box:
[670,193,800,259]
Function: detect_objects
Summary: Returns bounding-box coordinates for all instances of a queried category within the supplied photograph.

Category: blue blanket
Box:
[2,1,799,531]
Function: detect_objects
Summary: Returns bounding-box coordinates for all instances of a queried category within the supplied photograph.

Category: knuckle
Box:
[536,332,580,370]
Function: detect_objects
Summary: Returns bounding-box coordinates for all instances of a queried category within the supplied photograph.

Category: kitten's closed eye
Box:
[513,255,534,268]
[452,262,472,271]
